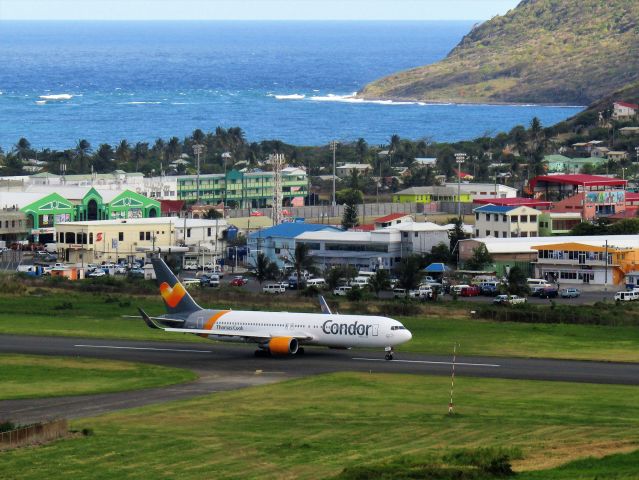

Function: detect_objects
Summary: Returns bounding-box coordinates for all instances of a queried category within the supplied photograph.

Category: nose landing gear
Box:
[384,346,394,361]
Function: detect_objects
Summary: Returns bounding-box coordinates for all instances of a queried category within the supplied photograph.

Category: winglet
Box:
[318,295,332,315]
[138,307,162,330]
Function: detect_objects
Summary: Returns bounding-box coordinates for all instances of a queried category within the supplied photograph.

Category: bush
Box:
[53,302,73,310]
[302,285,321,297]
[346,286,364,302]
[443,447,520,476]
[0,421,16,433]
[379,299,421,317]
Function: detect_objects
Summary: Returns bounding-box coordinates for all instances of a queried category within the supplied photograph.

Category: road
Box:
[2,334,638,424]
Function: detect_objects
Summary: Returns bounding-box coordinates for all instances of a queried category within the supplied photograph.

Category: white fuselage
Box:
[183,309,412,348]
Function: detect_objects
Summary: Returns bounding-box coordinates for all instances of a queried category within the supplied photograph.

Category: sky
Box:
[0,0,521,21]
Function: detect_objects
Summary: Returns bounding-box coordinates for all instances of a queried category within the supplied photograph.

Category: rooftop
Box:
[463,235,639,254]
[248,223,339,239]
[529,174,627,190]
[374,213,411,224]
[473,197,552,209]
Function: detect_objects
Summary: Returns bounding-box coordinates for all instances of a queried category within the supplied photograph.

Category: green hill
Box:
[359,0,639,105]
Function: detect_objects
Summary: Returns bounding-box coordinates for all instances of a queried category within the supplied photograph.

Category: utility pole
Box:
[330,140,338,208]
[270,153,284,226]
[604,239,609,295]
[454,153,466,219]
[193,144,205,205]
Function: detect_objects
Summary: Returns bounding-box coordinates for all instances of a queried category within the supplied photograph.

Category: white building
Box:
[335,163,371,179]
[473,204,540,238]
[296,229,402,271]
[444,182,518,199]
[385,222,450,254]
[612,101,638,121]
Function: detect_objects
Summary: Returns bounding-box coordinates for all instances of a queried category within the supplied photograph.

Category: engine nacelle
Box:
[268,337,299,355]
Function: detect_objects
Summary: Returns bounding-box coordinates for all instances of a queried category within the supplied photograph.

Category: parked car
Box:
[537,287,559,299]
[263,284,286,294]
[88,269,106,277]
[451,284,471,295]
[200,274,220,287]
[480,284,499,296]
[333,285,352,296]
[128,268,145,278]
[183,263,198,271]
[560,288,581,298]
[230,276,248,287]
[460,285,481,297]
[114,266,127,275]
[493,294,526,305]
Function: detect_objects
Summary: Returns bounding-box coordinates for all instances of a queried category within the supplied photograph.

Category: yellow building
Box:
[532,242,639,286]
[56,219,179,265]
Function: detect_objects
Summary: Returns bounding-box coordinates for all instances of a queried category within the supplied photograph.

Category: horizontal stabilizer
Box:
[124,314,185,325]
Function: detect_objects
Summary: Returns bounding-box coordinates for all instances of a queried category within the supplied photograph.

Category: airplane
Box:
[137,255,412,360]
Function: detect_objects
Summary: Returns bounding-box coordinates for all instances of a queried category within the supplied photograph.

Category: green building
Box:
[176,169,308,207]
[22,188,160,243]
[544,155,607,174]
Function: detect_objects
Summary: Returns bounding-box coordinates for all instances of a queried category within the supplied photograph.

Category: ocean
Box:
[0,21,583,151]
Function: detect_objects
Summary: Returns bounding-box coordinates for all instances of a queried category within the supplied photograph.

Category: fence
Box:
[226,202,418,221]
[0,419,68,449]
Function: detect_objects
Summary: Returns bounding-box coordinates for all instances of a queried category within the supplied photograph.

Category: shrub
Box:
[53,302,73,310]
[0,421,16,433]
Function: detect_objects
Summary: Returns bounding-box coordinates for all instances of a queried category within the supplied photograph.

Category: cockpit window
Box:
[391,326,406,331]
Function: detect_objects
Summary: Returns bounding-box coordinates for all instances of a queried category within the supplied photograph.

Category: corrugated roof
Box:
[529,174,627,189]
[248,223,340,239]
[374,213,410,223]
[464,235,639,254]
[473,197,552,208]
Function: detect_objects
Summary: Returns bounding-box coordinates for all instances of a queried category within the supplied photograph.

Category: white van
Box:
[615,291,638,302]
[527,278,552,293]
[333,285,352,296]
[451,284,471,295]
[357,271,376,280]
[306,278,326,287]
[263,284,286,294]
[349,277,369,288]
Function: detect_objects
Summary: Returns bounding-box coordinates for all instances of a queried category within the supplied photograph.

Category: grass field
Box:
[0,354,197,401]
[1,372,638,479]
[1,290,639,362]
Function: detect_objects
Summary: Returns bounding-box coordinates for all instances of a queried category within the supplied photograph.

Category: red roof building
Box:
[615,101,639,110]
[529,174,627,191]
[160,200,186,216]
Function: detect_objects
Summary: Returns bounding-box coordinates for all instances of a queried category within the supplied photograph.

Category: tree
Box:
[205,208,222,220]
[355,138,368,163]
[253,252,278,285]
[368,269,391,298]
[14,137,31,160]
[133,142,149,171]
[339,188,362,230]
[464,244,493,271]
[115,139,131,167]
[394,255,424,296]
[448,217,467,258]
[507,266,529,296]
[75,139,92,172]
[166,136,181,162]
[427,242,451,264]
[293,243,316,291]
[325,266,346,291]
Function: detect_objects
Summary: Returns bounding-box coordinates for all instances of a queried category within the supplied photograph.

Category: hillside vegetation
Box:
[359,0,639,105]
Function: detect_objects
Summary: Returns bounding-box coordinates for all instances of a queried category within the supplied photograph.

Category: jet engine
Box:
[268,337,299,355]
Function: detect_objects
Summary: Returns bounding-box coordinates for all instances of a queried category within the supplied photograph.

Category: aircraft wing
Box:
[138,308,312,341]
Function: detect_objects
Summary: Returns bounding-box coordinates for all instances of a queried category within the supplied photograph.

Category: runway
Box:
[2,334,639,424]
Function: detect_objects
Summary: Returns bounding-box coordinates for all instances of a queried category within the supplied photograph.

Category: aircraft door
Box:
[372,324,379,336]
[197,316,204,329]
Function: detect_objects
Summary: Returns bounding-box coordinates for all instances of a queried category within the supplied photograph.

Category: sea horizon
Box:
[0,20,582,151]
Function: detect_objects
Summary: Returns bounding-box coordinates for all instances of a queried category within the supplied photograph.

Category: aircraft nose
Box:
[404,329,413,342]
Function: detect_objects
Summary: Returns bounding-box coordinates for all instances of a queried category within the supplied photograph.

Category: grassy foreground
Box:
[1,372,638,479]
[0,354,197,401]
[2,290,639,362]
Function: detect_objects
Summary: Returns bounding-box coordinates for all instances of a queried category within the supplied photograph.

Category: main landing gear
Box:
[385,346,394,361]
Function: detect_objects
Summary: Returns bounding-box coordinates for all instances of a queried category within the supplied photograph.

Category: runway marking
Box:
[352,357,501,367]
[74,344,213,354]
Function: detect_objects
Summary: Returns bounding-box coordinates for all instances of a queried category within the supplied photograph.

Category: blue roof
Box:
[248,223,340,239]
[473,204,517,214]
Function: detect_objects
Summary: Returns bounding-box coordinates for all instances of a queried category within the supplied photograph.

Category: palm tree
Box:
[75,139,91,172]
[253,252,278,285]
[133,142,149,172]
[293,243,316,291]
[388,134,401,167]
[15,137,31,161]
[115,139,131,168]
[166,137,181,162]
[355,138,368,163]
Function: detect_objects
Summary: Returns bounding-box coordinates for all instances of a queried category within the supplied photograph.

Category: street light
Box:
[454,153,467,218]
[193,144,205,205]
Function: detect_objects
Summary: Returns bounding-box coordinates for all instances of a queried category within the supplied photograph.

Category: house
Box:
[619,127,639,136]
[414,158,437,167]
[538,212,582,236]
[373,213,413,229]
[607,151,629,162]
[544,155,607,174]
[473,204,541,238]
[612,102,638,121]
[335,163,371,179]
